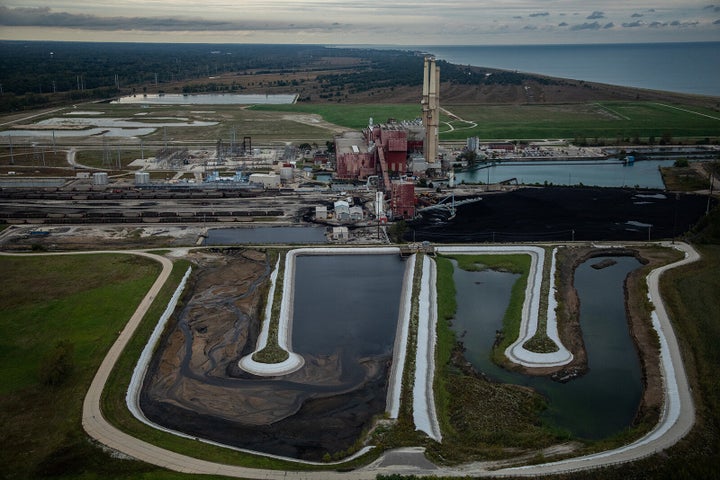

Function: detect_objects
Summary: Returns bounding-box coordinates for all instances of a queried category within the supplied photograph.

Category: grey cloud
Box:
[603,22,614,29]
[668,20,700,27]
[558,22,568,27]
[631,13,643,18]
[622,21,644,28]
[0,6,339,32]
[649,21,667,28]
[529,12,549,18]
[571,21,601,31]
[587,11,605,20]
[704,5,720,11]
[523,25,538,30]
[715,19,720,24]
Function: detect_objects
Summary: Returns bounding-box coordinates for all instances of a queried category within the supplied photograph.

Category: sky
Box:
[0,1,719,45]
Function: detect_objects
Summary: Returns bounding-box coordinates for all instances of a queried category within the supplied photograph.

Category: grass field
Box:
[4,101,716,152]
[441,102,720,141]
[254,101,720,143]
[252,103,423,130]
[0,254,235,480]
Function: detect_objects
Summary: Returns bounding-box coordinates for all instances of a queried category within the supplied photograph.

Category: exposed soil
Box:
[140,248,391,461]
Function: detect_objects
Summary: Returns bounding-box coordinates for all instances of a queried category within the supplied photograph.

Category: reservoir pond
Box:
[450,255,643,439]
[454,159,674,189]
[142,252,407,460]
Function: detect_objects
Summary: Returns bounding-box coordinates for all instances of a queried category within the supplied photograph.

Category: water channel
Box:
[449,254,643,439]
[454,159,675,189]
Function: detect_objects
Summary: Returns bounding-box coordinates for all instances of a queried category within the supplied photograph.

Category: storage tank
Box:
[93,172,108,185]
[279,166,293,181]
[134,171,150,185]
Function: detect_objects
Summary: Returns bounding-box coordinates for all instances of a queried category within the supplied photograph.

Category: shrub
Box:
[39,340,75,386]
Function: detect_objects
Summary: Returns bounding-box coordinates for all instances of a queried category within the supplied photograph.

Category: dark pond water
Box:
[451,255,643,439]
[204,226,327,245]
[293,254,407,366]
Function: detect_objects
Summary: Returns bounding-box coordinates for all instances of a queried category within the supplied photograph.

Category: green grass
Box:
[75,149,144,169]
[253,101,720,143]
[440,102,720,141]
[251,103,423,131]
[0,254,203,479]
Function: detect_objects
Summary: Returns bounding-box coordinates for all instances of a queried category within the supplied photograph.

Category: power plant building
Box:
[391,181,415,219]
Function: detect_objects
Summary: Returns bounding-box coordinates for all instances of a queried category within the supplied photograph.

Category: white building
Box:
[332,226,349,242]
[334,200,350,221]
[315,206,327,220]
[349,206,364,222]
[249,173,280,188]
[93,172,108,185]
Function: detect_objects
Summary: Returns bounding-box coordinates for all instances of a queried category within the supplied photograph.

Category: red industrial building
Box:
[391,181,415,219]
[334,131,377,180]
[334,120,421,219]
[368,124,407,174]
[335,120,424,182]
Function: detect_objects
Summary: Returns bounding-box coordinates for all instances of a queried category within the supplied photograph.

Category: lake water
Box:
[450,255,643,439]
[204,226,327,245]
[454,159,674,188]
[423,42,720,97]
[112,93,298,105]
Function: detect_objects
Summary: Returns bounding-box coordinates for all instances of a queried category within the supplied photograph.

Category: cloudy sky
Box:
[0,1,719,45]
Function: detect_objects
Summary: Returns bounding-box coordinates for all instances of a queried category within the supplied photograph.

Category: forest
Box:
[0,40,555,112]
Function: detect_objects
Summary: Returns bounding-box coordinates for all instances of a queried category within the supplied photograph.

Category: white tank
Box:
[279,166,293,180]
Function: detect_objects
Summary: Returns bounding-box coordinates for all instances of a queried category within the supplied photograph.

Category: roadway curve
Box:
[0,244,699,478]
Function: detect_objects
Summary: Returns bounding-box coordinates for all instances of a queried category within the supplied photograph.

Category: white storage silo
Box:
[93,172,108,185]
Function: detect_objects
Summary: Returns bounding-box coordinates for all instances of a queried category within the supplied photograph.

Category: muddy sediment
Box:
[140,248,392,461]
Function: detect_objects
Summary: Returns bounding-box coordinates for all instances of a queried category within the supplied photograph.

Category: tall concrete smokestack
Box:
[421,57,440,164]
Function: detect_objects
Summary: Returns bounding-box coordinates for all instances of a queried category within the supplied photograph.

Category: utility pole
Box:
[707,162,716,215]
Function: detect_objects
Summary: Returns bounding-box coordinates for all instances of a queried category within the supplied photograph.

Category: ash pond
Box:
[140,251,407,460]
[449,255,643,439]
